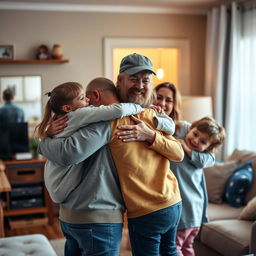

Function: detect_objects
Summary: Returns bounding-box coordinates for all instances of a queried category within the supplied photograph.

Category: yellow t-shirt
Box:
[110,108,184,218]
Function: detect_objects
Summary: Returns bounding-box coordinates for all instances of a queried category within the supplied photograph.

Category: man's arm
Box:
[149,132,184,162]
[116,115,184,162]
[39,121,111,166]
[57,103,143,138]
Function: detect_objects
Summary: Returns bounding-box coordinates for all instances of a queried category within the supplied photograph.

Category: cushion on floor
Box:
[0,234,57,256]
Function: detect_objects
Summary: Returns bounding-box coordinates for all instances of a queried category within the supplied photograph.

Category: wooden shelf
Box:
[4,207,48,217]
[0,59,69,64]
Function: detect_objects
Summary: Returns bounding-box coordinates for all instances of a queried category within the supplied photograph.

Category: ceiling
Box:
[0,0,233,14]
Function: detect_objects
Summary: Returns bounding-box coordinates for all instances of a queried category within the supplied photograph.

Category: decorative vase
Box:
[52,44,63,59]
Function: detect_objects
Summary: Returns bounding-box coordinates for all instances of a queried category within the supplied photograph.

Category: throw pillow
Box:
[239,196,256,220]
[224,161,254,207]
[204,160,240,204]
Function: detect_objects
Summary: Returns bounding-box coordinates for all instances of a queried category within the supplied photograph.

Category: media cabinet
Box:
[2,158,53,230]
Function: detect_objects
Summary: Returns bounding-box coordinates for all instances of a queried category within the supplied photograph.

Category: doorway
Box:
[104,37,191,94]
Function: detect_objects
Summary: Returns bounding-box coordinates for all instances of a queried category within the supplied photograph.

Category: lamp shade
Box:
[181,96,213,123]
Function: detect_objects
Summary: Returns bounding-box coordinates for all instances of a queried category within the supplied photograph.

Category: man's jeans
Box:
[128,202,182,256]
[60,220,123,256]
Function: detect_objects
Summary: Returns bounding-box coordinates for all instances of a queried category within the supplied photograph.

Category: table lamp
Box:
[181,96,213,123]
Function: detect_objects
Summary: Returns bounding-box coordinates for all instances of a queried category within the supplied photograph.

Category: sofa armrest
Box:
[250,220,256,254]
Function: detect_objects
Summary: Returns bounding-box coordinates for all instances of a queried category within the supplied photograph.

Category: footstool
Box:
[0,234,57,256]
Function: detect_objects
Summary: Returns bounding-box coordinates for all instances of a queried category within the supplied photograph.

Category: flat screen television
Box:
[0,122,30,161]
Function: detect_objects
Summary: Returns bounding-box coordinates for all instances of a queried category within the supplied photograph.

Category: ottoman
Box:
[0,234,57,256]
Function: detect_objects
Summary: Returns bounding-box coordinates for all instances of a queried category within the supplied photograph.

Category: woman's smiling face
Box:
[153,87,174,116]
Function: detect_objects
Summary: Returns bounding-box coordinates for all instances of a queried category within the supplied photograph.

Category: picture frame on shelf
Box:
[0,45,14,60]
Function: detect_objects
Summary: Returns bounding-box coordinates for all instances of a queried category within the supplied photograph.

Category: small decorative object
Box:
[0,45,14,60]
[36,44,50,60]
[52,44,63,59]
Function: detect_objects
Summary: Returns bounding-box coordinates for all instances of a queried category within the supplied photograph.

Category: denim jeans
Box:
[128,202,182,256]
[60,220,123,256]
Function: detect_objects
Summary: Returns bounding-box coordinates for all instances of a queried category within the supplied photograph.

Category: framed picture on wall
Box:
[0,45,14,60]
[0,77,23,101]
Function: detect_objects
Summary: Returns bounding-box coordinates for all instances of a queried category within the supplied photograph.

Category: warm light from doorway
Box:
[156,68,164,80]
[113,48,178,88]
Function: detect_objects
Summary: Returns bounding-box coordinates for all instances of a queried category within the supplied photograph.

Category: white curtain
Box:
[205,2,256,159]
[238,5,256,151]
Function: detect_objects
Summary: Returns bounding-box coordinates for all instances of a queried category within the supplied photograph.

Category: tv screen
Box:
[0,122,29,160]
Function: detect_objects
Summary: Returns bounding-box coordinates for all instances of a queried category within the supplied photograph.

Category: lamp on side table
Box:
[0,161,11,237]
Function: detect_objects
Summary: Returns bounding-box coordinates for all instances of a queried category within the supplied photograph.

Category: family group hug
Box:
[35,53,226,256]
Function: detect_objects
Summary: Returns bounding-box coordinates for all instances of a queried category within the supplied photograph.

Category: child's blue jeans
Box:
[128,202,182,256]
[60,220,123,256]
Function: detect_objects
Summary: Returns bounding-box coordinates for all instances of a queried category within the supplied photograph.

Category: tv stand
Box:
[2,158,53,229]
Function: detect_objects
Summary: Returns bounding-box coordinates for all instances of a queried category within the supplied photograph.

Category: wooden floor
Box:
[4,216,132,256]
[4,216,64,240]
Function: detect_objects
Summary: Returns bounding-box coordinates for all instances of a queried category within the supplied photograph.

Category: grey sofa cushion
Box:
[207,202,244,221]
[200,219,251,256]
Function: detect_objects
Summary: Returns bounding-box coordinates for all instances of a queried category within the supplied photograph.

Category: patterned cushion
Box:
[224,161,253,207]
[204,160,240,204]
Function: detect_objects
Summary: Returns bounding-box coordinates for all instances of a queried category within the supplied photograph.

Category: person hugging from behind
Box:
[170,117,226,256]
[35,79,143,139]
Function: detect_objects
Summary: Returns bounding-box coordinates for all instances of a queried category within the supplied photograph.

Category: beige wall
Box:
[0,10,206,107]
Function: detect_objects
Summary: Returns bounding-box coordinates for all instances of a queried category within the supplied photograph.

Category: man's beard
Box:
[127,88,147,106]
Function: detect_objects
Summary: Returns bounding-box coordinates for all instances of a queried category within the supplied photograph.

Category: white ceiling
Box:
[0,0,229,14]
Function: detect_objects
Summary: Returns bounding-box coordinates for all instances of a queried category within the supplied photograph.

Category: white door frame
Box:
[104,37,191,95]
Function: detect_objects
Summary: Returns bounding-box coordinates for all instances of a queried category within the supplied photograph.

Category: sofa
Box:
[194,149,256,256]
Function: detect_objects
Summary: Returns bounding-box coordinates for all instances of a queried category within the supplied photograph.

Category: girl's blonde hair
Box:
[190,116,226,152]
[154,82,182,123]
[35,82,84,139]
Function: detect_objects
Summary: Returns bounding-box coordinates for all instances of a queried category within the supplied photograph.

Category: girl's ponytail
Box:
[34,101,53,139]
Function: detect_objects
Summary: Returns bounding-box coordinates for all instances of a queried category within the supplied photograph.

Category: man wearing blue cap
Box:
[40,53,183,256]
[117,53,156,107]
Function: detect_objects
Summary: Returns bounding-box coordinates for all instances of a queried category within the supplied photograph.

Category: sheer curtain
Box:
[205,1,256,159]
[238,5,256,151]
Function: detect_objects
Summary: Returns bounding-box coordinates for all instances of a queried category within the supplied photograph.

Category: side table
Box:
[0,161,11,237]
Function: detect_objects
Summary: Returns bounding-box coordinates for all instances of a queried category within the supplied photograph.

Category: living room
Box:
[0,0,255,255]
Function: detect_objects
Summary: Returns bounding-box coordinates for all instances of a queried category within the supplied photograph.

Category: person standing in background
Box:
[0,88,25,124]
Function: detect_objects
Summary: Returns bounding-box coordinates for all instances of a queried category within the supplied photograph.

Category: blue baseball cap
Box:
[119,53,156,75]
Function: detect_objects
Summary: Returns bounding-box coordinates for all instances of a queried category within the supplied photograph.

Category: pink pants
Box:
[176,227,200,256]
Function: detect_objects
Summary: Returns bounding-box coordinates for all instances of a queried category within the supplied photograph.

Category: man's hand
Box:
[46,115,68,137]
[116,115,156,144]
